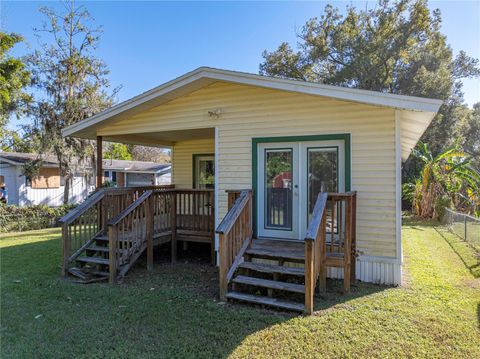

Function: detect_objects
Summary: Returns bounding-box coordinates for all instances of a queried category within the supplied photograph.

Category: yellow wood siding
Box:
[98,82,397,258]
[172,138,214,188]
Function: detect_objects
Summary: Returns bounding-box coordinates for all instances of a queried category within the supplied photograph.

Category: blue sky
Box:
[2,1,479,130]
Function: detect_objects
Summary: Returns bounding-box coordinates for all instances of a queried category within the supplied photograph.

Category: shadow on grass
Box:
[433,226,480,279]
[1,237,389,358]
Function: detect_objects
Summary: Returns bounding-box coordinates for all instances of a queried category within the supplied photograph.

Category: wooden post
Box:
[96,136,103,189]
[218,233,228,301]
[318,213,327,294]
[171,192,177,263]
[351,193,357,283]
[61,224,69,276]
[108,225,117,283]
[146,194,154,271]
[343,197,351,293]
[304,239,314,314]
[210,190,215,265]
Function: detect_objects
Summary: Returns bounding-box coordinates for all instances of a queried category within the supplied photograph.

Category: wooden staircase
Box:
[224,238,306,312]
[67,231,142,283]
[60,186,170,283]
[218,190,357,314]
[60,185,216,284]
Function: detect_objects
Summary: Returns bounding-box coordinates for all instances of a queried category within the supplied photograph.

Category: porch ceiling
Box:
[102,128,215,148]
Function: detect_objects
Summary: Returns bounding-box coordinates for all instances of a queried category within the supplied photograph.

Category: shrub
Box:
[434,195,452,220]
[0,203,75,232]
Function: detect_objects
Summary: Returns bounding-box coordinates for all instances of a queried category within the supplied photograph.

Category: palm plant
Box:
[404,142,480,219]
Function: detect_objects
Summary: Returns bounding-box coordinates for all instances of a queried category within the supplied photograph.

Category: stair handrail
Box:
[304,192,328,314]
[107,190,153,227]
[216,189,253,300]
[59,188,106,225]
[107,190,154,283]
[60,185,174,224]
[60,188,109,276]
[216,190,250,235]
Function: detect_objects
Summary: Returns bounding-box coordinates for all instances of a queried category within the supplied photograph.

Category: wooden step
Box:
[239,262,304,276]
[68,267,109,277]
[245,247,304,262]
[86,245,110,253]
[76,256,109,265]
[88,269,109,277]
[94,235,109,242]
[94,236,131,245]
[232,275,305,294]
[226,291,304,312]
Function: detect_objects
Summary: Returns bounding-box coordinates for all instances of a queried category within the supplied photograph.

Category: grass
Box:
[1,221,479,358]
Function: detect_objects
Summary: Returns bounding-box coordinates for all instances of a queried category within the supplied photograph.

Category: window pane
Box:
[308,148,337,227]
[265,149,292,230]
[198,159,214,189]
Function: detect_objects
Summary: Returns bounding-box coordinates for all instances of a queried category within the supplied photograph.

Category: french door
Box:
[257,140,345,240]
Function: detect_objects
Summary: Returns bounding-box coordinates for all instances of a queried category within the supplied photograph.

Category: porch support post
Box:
[96,136,103,189]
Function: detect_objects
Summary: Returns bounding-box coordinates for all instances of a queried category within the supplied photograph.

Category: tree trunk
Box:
[63,174,71,205]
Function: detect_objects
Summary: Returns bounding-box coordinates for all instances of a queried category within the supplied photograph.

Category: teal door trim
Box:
[252,133,351,238]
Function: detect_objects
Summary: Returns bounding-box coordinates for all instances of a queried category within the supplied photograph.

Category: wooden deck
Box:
[61,186,356,314]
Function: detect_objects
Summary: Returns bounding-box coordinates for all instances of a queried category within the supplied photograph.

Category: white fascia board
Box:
[201,68,443,113]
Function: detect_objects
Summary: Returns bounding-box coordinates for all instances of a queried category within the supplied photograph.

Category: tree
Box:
[462,102,480,170]
[131,146,171,163]
[0,32,31,146]
[403,142,480,218]
[27,1,118,203]
[260,0,479,179]
[104,143,132,160]
[0,131,38,153]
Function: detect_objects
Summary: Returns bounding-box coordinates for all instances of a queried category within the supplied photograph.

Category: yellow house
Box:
[61,67,441,312]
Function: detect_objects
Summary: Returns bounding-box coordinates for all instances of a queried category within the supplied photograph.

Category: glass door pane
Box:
[195,155,215,189]
[265,149,293,230]
[307,148,338,227]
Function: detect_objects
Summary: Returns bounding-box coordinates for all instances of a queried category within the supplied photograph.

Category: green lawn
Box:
[1,221,479,358]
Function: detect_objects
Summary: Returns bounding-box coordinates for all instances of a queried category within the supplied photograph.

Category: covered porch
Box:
[59,125,358,313]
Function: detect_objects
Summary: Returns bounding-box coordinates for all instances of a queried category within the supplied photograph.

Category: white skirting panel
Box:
[254,256,402,286]
[326,257,402,286]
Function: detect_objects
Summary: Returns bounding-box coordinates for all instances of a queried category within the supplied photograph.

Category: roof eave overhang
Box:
[62,67,443,139]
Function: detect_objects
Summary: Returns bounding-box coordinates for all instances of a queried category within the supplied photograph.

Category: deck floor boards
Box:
[247,238,305,261]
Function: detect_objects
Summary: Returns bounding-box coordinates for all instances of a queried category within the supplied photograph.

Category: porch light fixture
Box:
[208,108,222,120]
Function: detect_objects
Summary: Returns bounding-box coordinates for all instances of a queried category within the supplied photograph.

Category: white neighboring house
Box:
[101,158,171,187]
[0,152,171,207]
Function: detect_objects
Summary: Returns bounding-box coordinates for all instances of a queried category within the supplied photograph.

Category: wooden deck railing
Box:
[303,191,357,314]
[324,192,357,291]
[304,192,328,314]
[61,185,217,281]
[216,190,253,300]
[107,190,154,282]
[176,189,215,238]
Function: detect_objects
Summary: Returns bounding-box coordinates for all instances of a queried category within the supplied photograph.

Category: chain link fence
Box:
[442,208,480,252]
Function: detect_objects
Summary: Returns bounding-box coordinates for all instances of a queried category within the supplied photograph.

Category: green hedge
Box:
[0,204,75,232]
